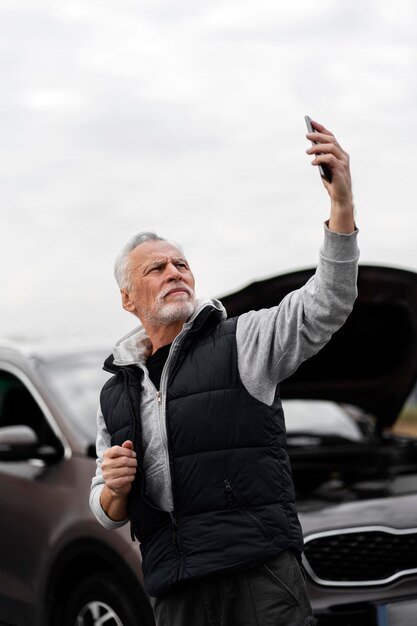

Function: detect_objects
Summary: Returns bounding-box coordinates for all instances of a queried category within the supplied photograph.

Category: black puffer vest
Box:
[101,307,303,597]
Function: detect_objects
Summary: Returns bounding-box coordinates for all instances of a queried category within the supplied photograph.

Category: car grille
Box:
[303,526,417,587]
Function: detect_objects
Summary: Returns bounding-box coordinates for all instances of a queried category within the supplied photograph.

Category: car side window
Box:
[0,369,57,447]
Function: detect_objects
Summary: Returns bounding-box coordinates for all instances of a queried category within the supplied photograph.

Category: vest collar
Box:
[104,298,226,373]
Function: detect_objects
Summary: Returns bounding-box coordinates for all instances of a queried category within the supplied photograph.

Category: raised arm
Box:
[236,120,359,405]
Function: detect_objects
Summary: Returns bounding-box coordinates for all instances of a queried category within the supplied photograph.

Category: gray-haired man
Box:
[90,120,359,625]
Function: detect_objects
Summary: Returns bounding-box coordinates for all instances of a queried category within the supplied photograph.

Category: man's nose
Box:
[166,263,182,280]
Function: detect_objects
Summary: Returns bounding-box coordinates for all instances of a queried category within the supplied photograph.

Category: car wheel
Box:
[63,572,145,626]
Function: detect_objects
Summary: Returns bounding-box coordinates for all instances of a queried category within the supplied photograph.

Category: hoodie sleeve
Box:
[236,223,359,405]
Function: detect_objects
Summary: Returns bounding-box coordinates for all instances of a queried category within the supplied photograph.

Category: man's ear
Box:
[120,289,136,314]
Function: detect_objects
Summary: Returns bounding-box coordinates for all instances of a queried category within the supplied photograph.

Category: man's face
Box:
[121,240,196,327]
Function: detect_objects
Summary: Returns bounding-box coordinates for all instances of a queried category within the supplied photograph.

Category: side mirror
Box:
[0,425,61,462]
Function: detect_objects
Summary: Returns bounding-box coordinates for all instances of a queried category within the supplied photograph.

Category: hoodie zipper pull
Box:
[156,391,161,405]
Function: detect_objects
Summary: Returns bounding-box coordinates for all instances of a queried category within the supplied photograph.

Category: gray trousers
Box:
[150,551,315,626]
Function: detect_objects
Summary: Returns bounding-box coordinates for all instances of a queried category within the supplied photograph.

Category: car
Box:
[1,264,417,626]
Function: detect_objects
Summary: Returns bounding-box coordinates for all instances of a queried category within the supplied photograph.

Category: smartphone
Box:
[304,115,332,183]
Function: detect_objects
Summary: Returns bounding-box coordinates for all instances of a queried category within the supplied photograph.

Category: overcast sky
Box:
[1,0,416,344]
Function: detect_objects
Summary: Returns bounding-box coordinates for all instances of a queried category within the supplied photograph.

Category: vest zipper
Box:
[224,479,235,506]
[169,510,183,580]
[151,328,193,573]
[170,511,178,545]
[162,335,189,580]
[224,479,274,541]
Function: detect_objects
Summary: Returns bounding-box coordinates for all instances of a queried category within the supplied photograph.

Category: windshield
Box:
[39,353,112,441]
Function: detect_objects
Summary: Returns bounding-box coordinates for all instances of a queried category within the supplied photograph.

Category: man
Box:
[90,120,359,626]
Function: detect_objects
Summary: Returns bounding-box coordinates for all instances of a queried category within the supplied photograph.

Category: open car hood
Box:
[220,265,417,431]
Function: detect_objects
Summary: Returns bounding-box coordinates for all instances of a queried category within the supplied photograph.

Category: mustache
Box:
[159,283,195,299]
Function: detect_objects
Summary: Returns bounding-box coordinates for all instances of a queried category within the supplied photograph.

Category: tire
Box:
[63,571,148,626]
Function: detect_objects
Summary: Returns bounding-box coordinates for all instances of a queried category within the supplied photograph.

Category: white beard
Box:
[143,287,197,326]
[150,299,196,325]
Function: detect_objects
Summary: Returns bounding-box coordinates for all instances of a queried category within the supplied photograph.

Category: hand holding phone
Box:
[305,115,332,183]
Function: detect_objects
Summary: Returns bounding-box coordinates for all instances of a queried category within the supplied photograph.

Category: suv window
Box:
[0,369,60,449]
[39,354,112,442]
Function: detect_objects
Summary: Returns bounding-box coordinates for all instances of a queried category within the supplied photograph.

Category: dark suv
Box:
[1,264,417,626]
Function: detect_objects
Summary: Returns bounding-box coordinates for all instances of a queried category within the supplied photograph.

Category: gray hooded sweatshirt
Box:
[90,224,359,529]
